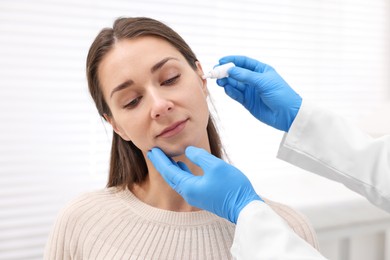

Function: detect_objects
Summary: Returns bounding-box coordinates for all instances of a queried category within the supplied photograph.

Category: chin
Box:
[155,136,205,158]
[164,149,186,158]
[156,145,186,158]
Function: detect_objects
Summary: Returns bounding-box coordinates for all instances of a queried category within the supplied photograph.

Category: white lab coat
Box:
[231,201,327,259]
[278,100,390,212]
[231,100,390,259]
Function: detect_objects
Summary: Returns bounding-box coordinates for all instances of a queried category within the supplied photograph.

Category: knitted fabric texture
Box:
[44,187,319,259]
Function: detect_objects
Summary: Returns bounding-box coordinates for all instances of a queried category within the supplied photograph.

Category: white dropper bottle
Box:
[202,62,235,79]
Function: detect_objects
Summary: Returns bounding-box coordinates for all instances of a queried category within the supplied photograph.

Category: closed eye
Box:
[161,74,181,86]
[123,96,142,109]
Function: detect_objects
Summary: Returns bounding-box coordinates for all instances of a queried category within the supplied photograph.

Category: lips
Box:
[157,119,188,138]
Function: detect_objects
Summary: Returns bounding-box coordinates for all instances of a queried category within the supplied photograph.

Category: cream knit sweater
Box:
[44,187,319,259]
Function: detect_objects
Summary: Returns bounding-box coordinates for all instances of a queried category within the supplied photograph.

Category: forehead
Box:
[105,36,182,66]
[99,36,184,79]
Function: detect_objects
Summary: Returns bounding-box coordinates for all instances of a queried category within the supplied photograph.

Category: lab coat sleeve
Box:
[277,100,390,212]
[231,201,327,260]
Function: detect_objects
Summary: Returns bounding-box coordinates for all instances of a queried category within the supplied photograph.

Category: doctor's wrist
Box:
[233,194,263,224]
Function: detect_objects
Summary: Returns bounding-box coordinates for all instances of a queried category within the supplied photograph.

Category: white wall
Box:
[0,0,389,259]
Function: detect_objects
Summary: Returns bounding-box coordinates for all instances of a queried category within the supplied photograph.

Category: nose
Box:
[150,91,174,119]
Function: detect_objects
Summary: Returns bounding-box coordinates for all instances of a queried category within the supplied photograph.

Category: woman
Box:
[44,17,319,259]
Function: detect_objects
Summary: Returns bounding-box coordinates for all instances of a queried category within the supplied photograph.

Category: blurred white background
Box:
[0,0,389,259]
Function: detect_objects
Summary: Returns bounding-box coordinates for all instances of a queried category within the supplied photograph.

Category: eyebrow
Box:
[110,57,178,99]
[150,57,178,73]
[110,79,134,99]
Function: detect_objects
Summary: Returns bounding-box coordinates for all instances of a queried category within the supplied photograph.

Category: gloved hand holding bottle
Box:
[216,55,302,132]
[147,146,262,224]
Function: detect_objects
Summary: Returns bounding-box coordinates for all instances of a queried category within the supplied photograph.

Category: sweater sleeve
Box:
[44,205,74,260]
[264,198,320,250]
[277,100,390,212]
[43,193,89,260]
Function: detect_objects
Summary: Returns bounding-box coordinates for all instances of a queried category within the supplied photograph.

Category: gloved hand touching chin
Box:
[147,146,262,224]
[216,55,302,132]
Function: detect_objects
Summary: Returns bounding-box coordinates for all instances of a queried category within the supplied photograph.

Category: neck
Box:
[132,144,211,212]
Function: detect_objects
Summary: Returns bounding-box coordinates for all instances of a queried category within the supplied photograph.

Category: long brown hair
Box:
[86,17,224,190]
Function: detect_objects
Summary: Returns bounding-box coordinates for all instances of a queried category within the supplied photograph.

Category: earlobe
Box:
[103,113,111,123]
[103,113,131,141]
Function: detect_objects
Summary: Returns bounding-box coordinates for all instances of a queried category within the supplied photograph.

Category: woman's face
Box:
[98,36,210,157]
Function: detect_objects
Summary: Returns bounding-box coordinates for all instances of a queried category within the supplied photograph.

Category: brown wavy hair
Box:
[86,17,224,190]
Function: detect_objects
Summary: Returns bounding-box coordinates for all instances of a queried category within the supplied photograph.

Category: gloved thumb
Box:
[184,146,221,175]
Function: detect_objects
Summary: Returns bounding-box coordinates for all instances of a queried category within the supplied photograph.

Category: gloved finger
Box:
[147,148,193,189]
[147,148,178,187]
[227,67,270,92]
[219,55,270,73]
[218,76,247,91]
[184,146,221,173]
[216,78,228,87]
[177,161,191,173]
[217,78,246,101]
[224,84,244,104]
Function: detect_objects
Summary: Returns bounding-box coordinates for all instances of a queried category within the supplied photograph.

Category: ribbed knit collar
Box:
[112,187,229,227]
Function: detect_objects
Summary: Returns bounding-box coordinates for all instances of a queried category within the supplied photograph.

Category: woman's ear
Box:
[195,61,208,95]
[103,113,131,141]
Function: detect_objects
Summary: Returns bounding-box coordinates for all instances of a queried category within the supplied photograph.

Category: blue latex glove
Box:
[147,146,262,224]
[216,55,302,132]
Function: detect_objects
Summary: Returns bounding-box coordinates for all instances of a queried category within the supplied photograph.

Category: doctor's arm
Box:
[216,55,390,212]
[148,147,327,259]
